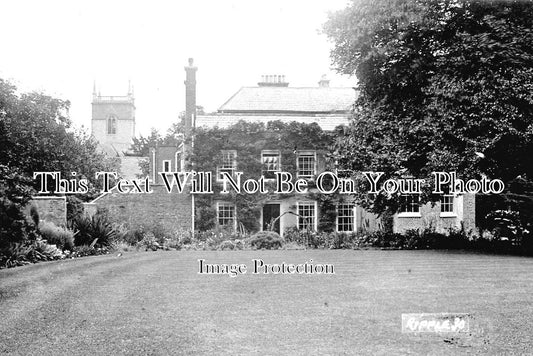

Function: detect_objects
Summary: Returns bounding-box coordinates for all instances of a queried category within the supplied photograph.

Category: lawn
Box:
[1,250,532,355]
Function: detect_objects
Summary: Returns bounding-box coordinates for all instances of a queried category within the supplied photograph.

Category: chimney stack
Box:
[258,74,288,87]
[184,58,197,136]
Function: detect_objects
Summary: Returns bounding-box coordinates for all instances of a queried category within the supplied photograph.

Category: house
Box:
[187,62,476,236]
[89,59,475,237]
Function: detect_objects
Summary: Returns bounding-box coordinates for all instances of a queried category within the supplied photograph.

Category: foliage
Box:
[0,77,120,262]
[38,221,75,251]
[138,232,161,251]
[66,196,85,224]
[0,165,38,248]
[29,205,40,227]
[324,0,533,215]
[0,238,65,269]
[190,120,336,232]
[248,231,283,250]
[71,213,116,247]
[0,78,119,198]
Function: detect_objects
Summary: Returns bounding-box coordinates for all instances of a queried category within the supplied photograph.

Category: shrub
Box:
[123,226,146,246]
[71,213,116,247]
[284,227,309,245]
[219,240,235,250]
[38,221,74,251]
[66,196,84,224]
[29,205,40,227]
[138,232,161,251]
[249,231,283,250]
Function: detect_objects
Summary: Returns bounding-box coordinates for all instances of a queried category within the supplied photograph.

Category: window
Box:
[175,151,183,172]
[217,202,235,229]
[298,201,317,231]
[261,150,280,179]
[337,204,355,232]
[399,195,420,214]
[107,115,117,134]
[297,151,316,178]
[162,160,171,173]
[440,195,454,214]
[217,150,237,181]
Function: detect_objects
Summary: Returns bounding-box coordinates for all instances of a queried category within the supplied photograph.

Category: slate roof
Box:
[218,87,357,114]
[196,115,349,131]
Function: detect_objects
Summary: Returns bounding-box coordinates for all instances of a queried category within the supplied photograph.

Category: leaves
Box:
[324,0,533,214]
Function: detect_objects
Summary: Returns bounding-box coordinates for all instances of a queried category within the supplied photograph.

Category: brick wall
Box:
[90,185,192,233]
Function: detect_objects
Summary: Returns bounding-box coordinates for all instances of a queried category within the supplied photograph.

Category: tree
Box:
[0,79,118,197]
[324,0,533,222]
[0,78,119,248]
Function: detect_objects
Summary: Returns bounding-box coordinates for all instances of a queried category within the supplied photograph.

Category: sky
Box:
[0,0,355,137]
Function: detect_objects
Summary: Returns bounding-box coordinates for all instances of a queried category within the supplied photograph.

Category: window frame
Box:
[440,194,456,217]
[296,150,317,179]
[162,160,171,173]
[261,150,281,180]
[216,150,237,182]
[107,115,117,135]
[398,194,421,217]
[297,201,317,231]
[336,203,356,233]
[217,202,236,230]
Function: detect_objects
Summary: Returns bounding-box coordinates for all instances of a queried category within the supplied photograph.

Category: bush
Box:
[29,205,40,227]
[66,196,85,224]
[0,238,65,269]
[38,221,74,251]
[138,232,161,251]
[71,213,116,247]
[249,231,283,250]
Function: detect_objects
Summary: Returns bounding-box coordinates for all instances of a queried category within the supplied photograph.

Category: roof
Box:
[218,87,357,114]
[196,115,349,131]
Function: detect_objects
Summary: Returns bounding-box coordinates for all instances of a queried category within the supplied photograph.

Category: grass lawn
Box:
[1,249,532,354]
[172,250,533,355]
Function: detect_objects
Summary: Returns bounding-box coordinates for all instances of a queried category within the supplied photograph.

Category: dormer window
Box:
[107,115,117,134]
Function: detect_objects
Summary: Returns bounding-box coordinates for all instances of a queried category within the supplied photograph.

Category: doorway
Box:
[262,204,281,234]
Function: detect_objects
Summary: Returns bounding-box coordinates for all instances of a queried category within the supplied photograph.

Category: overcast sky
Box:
[0,0,355,136]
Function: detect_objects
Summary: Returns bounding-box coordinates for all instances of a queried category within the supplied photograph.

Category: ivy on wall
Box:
[189,120,341,233]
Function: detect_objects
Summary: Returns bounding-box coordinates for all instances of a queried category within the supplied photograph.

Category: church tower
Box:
[91,82,136,156]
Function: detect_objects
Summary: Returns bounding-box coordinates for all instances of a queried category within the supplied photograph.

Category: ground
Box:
[1,250,532,355]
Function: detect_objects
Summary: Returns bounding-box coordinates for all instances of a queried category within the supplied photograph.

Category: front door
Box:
[262,204,280,234]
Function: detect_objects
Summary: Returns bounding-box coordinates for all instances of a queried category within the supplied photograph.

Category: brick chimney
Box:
[184,58,197,136]
[258,74,288,87]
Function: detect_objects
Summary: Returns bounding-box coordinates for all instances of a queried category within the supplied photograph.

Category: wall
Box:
[393,194,476,235]
[149,145,182,184]
[90,185,192,233]
[120,156,145,180]
[260,195,380,237]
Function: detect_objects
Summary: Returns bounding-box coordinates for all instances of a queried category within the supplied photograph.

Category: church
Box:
[90,83,144,180]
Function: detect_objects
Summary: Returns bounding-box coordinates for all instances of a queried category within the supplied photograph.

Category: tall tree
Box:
[0,78,118,245]
[324,0,533,221]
